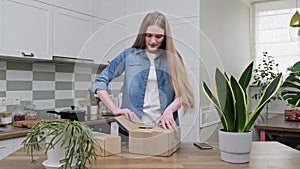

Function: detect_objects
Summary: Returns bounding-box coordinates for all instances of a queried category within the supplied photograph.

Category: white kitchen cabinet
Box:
[35,0,93,15]
[125,0,200,18]
[144,0,200,18]
[90,18,125,64]
[92,0,125,23]
[52,7,93,60]
[0,139,13,160]
[0,137,25,160]
[0,0,53,60]
[13,137,25,150]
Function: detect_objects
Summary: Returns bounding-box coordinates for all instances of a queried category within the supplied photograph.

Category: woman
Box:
[91,11,194,130]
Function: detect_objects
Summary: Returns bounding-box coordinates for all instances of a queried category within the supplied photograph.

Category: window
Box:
[252,0,300,78]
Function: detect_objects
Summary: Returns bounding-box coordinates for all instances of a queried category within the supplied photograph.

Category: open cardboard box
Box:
[93,132,121,157]
[115,114,181,157]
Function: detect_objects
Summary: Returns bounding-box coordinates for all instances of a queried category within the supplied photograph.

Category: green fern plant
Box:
[202,62,282,132]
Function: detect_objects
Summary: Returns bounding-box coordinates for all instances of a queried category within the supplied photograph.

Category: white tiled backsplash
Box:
[0,60,120,117]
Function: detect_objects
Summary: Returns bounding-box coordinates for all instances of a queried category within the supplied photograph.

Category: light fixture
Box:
[289,0,300,41]
[290,0,300,27]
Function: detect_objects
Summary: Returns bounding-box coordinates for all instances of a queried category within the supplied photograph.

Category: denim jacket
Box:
[91,47,178,122]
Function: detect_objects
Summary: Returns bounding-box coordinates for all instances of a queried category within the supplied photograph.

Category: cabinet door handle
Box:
[21,52,34,57]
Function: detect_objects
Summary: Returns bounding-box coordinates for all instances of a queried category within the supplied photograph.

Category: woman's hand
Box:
[155,97,182,131]
[112,108,135,122]
[155,110,177,131]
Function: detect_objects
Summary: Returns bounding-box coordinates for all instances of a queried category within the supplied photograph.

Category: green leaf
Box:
[282,76,300,88]
[215,68,235,132]
[290,61,300,73]
[282,90,300,107]
[245,73,282,131]
[231,76,248,132]
[202,82,229,131]
[239,61,253,90]
[281,61,300,107]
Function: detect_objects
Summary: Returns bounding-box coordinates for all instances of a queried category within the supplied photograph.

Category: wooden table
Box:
[254,114,300,141]
[1,142,300,169]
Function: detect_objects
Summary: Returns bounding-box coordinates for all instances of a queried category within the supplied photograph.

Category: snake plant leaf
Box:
[215,68,235,132]
[202,82,219,107]
[224,72,230,81]
[245,73,282,132]
[202,82,229,131]
[202,62,282,133]
[230,76,248,132]
[238,61,254,90]
[238,61,253,109]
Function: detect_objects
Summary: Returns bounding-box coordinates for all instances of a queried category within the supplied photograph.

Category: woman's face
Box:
[145,24,164,53]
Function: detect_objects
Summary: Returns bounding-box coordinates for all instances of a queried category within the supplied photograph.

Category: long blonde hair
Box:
[132,11,194,112]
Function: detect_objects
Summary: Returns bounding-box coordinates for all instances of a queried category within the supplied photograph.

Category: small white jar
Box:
[1,111,13,124]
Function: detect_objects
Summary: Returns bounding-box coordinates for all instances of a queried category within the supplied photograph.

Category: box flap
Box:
[115,114,180,133]
[115,114,143,131]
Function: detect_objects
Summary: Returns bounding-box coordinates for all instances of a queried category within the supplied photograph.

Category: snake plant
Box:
[202,62,282,132]
[22,120,98,169]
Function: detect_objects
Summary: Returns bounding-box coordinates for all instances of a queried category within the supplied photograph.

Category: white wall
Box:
[200,0,251,141]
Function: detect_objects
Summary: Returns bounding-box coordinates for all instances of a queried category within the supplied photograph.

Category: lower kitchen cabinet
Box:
[0,137,25,160]
[0,139,13,160]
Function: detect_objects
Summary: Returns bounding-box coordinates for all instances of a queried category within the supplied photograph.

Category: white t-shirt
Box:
[142,51,161,125]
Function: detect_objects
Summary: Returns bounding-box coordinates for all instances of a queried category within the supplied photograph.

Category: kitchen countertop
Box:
[0,125,28,140]
[0,116,115,141]
[1,142,300,169]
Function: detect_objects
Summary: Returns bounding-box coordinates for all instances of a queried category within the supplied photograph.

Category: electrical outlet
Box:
[203,112,209,122]
[0,97,20,106]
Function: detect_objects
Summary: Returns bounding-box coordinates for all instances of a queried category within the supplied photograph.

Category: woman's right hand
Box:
[112,108,135,121]
[97,90,135,121]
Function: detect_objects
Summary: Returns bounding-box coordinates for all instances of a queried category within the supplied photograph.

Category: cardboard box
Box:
[115,114,181,156]
[93,132,121,157]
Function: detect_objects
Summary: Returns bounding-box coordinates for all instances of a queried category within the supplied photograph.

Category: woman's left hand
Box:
[155,111,177,131]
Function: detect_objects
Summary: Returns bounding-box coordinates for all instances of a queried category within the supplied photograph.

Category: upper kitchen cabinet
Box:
[92,0,125,23]
[89,18,125,64]
[126,0,199,18]
[0,0,53,60]
[52,7,93,60]
[35,0,93,15]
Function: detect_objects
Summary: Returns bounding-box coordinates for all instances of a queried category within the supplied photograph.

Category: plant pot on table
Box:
[219,130,253,164]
